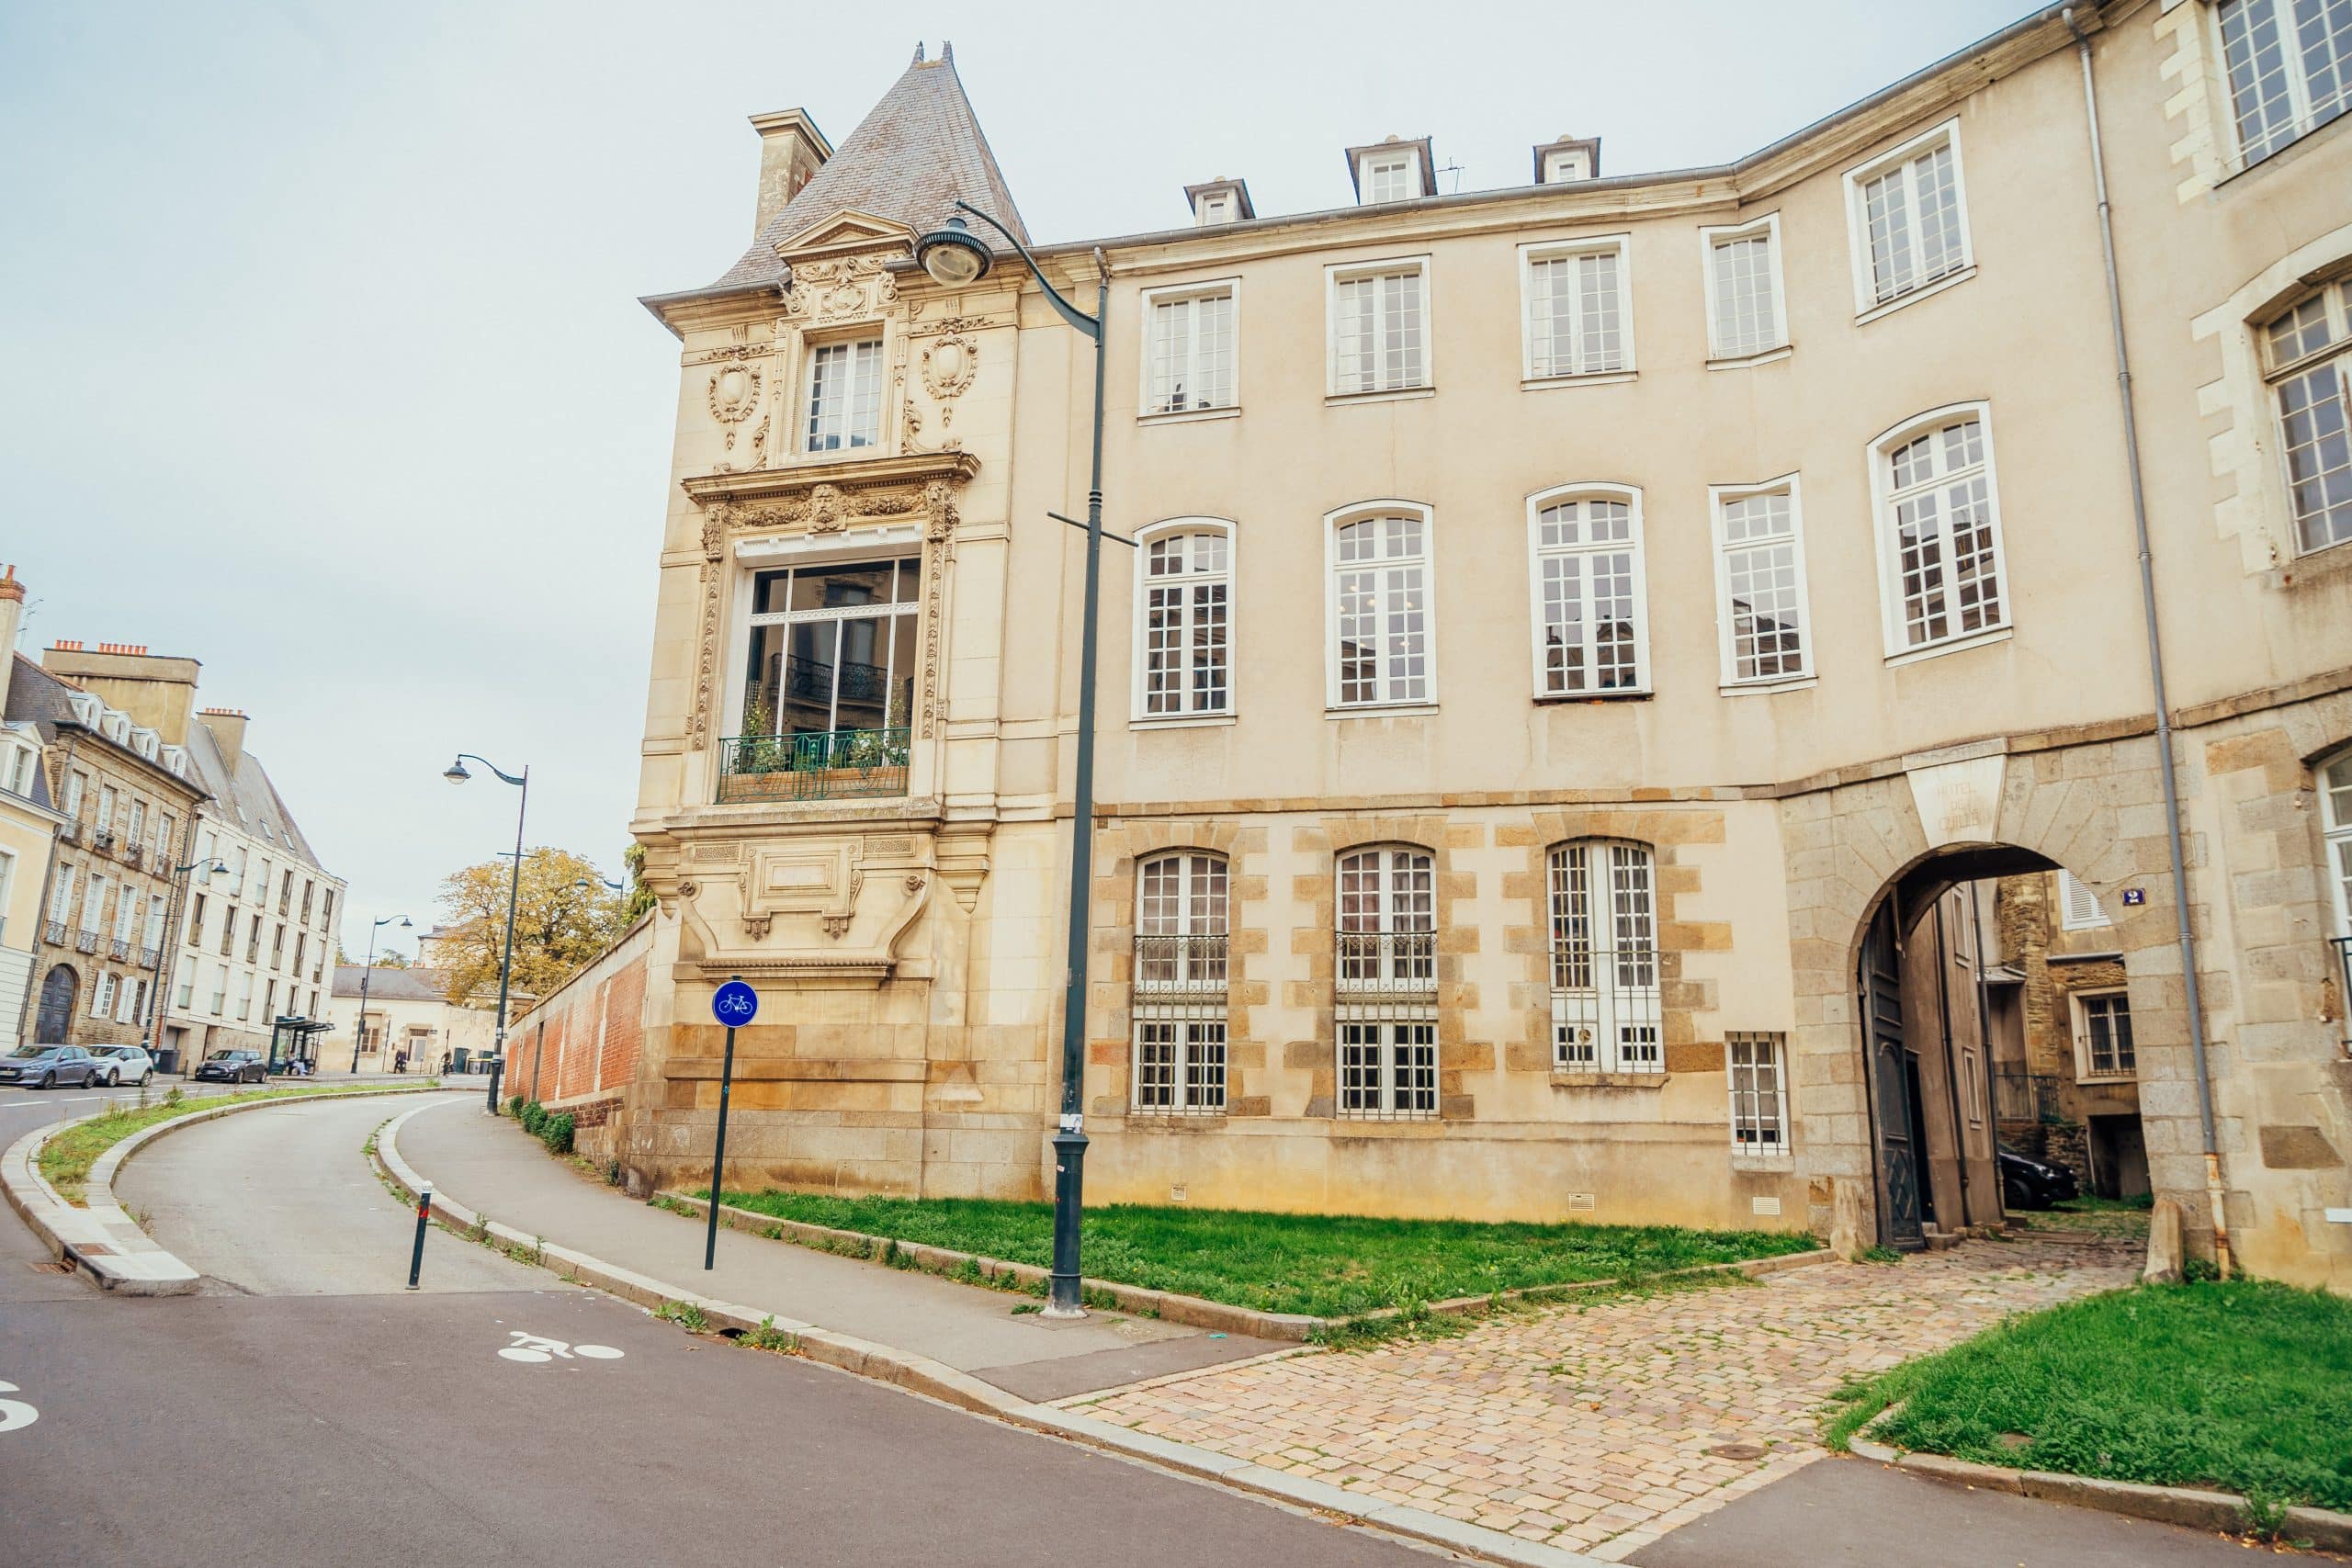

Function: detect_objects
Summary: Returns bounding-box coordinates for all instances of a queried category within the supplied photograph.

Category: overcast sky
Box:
[0,0,2032,962]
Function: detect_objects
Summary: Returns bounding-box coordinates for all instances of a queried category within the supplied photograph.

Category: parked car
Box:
[1998,1143,2080,1210]
[193,1049,266,1084]
[0,1044,103,1089]
[87,1044,154,1088]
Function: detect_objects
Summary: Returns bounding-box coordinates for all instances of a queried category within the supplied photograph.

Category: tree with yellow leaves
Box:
[433,847,628,1009]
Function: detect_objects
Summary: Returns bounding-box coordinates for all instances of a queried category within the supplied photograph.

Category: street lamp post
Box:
[918,202,1108,1318]
[351,914,413,1073]
[141,856,229,1069]
[444,753,528,1113]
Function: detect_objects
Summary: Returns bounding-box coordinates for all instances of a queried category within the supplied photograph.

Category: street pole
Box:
[705,975,744,1271]
[351,915,411,1073]
[443,754,527,1113]
[918,203,1110,1319]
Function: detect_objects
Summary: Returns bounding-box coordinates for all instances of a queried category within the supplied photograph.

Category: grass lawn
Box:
[707,1189,1818,1318]
[1827,1279,2352,1512]
[37,1083,431,1204]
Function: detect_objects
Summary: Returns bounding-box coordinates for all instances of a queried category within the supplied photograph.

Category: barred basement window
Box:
[1334,846,1438,1119]
[1549,840,1660,1072]
[2261,276,2352,556]
[1132,852,1229,1113]
[1726,1033,1790,1153]
[1136,525,1233,718]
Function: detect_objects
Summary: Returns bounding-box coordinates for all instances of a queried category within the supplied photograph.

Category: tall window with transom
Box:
[1531,490,1646,694]
[1132,852,1228,1113]
[1139,527,1231,717]
[1334,846,1437,1119]
[1714,483,1809,684]
[1145,287,1235,414]
[728,558,917,802]
[2218,0,2352,167]
[1874,409,2007,652]
[1549,840,1661,1072]
[1331,511,1431,707]
[804,338,883,452]
[2262,277,2352,556]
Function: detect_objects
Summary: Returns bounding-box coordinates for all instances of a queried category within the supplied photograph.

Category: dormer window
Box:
[1347,138,1433,206]
[1533,136,1601,186]
[1183,177,1253,228]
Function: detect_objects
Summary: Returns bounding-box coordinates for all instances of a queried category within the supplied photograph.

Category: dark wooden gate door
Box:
[34,965,77,1044]
[1860,905,1925,1250]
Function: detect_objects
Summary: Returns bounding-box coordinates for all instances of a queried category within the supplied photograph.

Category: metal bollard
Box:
[407,1186,431,1291]
[485,1056,503,1114]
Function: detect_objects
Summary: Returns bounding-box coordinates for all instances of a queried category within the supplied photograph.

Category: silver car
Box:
[0,1044,101,1089]
[86,1044,155,1088]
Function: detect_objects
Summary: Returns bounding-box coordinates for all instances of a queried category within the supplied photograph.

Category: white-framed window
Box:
[2058,869,2111,931]
[156,811,174,860]
[1335,845,1438,1120]
[2262,276,2352,555]
[1132,851,1229,1114]
[62,770,86,822]
[1521,236,1631,381]
[1328,259,1430,396]
[175,970,193,1009]
[1527,485,1647,696]
[1328,504,1434,709]
[1194,190,1234,226]
[80,874,106,935]
[1141,282,1237,416]
[236,970,254,1022]
[738,557,921,746]
[1700,214,1788,361]
[2324,750,2352,939]
[3,743,30,799]
[1710,478,1812,687]
[1843,119,1972,315]
[2072,989,2136,1079]
[1869,403,2010,657]
[2217,0,2352,167]
[1726,1032,1790,1153]
[92,972,116,1018]
[1542,147,1592,184]
[209,964,227,1014]
[1360,152,1419,203]
[1135,522,1233,720]
[48,865,74,931]
[96,784,117,833]
[803,336,884,453]
[1548,840,1661,1073]
[116,976,138,1024]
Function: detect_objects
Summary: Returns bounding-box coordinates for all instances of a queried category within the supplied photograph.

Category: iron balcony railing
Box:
[43,919,65,945]
[1334,931,1438,998]
[717,727,910,805]
[74,930,99,953]
[108,938,131,961]
[1133,933,1229,995]
[1993,1071,2058,1122]
[139,945,160,969]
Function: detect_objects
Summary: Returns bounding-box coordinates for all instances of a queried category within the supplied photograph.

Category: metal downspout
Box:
[2064,7,2230,1275]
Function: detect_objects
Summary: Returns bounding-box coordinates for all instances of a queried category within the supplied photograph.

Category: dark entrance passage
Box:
[34,964,77,1044]
[1860,903,1925,1248]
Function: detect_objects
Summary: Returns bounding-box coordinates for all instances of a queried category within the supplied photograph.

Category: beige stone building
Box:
[565,6,2352,1286]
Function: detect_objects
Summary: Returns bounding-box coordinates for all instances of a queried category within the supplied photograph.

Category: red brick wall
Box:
[506,919,651,1111]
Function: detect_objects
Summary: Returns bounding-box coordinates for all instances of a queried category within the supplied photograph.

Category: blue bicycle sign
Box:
[712,979,759,1027]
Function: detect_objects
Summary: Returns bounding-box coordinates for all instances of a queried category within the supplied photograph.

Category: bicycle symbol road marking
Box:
[0,1381,38,1435]
[496,1331,625,1364]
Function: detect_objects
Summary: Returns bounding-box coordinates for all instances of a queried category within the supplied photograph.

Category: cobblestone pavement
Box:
[1076,1238,2141,1561]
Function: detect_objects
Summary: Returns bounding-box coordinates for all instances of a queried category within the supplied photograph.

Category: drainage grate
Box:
[28,1259,75,1275]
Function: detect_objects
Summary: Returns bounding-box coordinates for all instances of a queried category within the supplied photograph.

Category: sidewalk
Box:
[393,1098,1288,1403]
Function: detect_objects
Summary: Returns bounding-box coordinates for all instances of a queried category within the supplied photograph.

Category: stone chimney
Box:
[198,706,248,768]
[0,567,24,718]
[750,108,831,236]
[40,641,201,744]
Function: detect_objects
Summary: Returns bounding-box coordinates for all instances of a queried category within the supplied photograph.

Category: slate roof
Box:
[2,655,203,801]
[332,964,458,1002]
[184,720,330,874]
[707,45,1027,291]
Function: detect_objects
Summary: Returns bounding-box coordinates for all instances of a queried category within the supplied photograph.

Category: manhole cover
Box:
[1707,1442,1768,1461]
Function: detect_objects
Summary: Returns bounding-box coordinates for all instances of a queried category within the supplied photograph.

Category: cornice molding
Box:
[681,449,978,508]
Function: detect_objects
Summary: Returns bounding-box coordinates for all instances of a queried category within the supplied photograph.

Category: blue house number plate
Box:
[712,980,759,1027]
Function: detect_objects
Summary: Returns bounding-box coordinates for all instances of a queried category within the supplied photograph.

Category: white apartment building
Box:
[162,707,345,1066]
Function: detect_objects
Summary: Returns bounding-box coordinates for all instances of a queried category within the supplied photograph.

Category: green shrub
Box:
[519,1101,546,1135]
[538,1112,574,1155]
[506,1094,526,1116]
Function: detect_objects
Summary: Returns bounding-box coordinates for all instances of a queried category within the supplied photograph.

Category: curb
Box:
[0,1084,449,1295]
[663,1190,1835,1340]
[378,1100,1608,1568]
[1843,1443,2352,1551]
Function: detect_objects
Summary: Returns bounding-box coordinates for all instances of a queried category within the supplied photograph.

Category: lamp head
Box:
[915,215,991,287]
[443,757,470,784]
[400,917,413,930]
